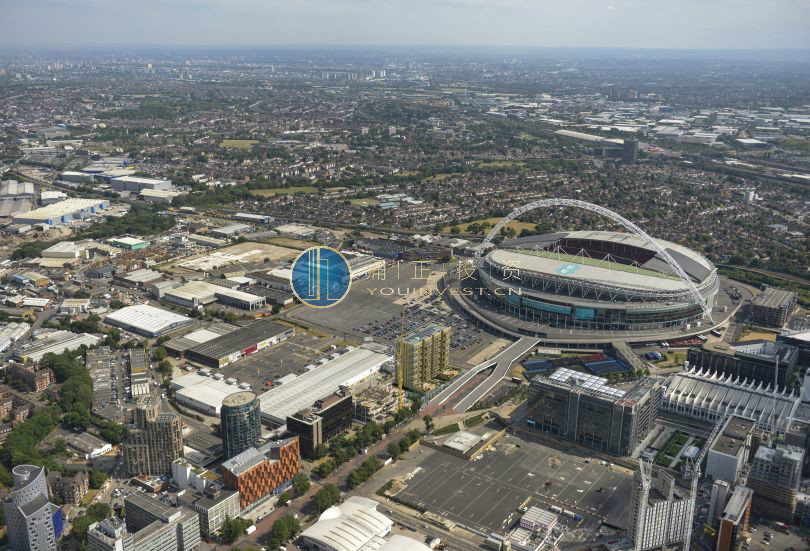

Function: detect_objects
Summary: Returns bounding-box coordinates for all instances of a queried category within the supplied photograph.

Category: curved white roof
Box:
[378,535,432,551]
[302,496,392,551]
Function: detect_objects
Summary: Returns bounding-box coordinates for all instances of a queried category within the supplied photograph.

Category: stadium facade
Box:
[478,230,718,333]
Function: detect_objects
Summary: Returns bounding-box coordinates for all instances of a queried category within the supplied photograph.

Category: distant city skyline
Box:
[1,0,808,50]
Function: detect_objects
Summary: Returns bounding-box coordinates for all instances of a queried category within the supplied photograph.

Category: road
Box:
[218,415,428,550]
[431,336,538,412]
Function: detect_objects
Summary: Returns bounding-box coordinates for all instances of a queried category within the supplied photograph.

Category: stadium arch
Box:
[473,198,714,322]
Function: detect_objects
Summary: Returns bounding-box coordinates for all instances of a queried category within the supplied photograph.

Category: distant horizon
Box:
[2,0,808,52]
[1,44,808,63]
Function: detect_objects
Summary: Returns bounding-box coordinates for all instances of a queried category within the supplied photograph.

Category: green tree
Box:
[314,483,341,512]
[423,415,434,434]
[270,514,301,544]
[152,347,168,361]
[219,516,253,544]
[277,491,291,506]
[291,473,310,497]
[387,441,401,459]
[89,468,108,489]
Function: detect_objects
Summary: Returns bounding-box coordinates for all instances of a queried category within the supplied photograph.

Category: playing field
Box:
[351,198,379,206]
[219,139,259,148]
[515,248,680,280]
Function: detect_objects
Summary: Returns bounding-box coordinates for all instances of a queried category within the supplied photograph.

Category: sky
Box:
[1,0,808,50]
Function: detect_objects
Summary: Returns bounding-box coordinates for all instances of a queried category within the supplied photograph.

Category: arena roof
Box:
[105,304,192,336]
[491,230,715,291]
[662,368,801,433]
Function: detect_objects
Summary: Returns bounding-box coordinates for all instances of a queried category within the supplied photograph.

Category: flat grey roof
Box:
[188,318,289,360]
[752,287,797,308]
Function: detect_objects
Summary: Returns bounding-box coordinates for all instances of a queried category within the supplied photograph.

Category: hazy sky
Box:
[1,0,808,50]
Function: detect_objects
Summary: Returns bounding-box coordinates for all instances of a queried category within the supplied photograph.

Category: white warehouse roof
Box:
[259,345,391,424]
[301,496,430,551]
[12,198,109,224]
[105,304,192,337]
[171,373,248,415]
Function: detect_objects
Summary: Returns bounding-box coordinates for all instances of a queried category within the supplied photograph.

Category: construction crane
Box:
[681,415,726,551]
[397,309,405,410]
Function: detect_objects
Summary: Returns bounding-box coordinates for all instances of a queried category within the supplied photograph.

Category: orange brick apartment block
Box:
[221,436,300,510]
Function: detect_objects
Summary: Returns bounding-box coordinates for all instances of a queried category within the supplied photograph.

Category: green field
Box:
[251,186,319,196]
[219,139,259,148]
[351,198,379,206]
[515,248,681,280]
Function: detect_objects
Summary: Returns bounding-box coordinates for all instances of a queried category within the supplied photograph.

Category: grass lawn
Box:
[396,170,419,177]
[81,489,100,506]
[659,351,687,368]
[464,412,488,428]
[251,186,319,196]
[442,217,537,235]
[351,198,379,206]
[515,248,681,280]
[738,330,777,342]
[219,139,259,148]
[432,423,461,436]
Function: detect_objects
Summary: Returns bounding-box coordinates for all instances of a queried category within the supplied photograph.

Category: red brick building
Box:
[221,437,300,511]
[6,364,53,392]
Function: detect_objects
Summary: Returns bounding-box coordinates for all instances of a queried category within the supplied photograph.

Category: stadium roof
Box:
[491,231,714,291]
[105,304,192,335]
[258,345,391,424]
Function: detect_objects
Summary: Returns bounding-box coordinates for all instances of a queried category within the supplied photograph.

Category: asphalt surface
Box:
[397,434,633,535]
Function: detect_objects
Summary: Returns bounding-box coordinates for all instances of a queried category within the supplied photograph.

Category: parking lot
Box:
[397,433,633,535]
[217,332,347,391]
[289,262,499,366]
[86,348,127,413]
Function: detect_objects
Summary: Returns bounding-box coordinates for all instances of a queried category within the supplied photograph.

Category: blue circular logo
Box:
[290,247,352,308]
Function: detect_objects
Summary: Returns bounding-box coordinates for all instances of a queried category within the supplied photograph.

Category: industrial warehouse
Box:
[184,318,293,368]
[12,198,110,226]
[170,371,254,416]
[162,280,266,310]
[258,344,392,425]
[104,304,194,337]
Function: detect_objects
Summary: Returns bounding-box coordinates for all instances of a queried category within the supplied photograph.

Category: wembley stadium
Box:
[447,229,738,345]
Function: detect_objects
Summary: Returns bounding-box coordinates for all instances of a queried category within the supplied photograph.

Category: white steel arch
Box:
[474,198,713,322]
